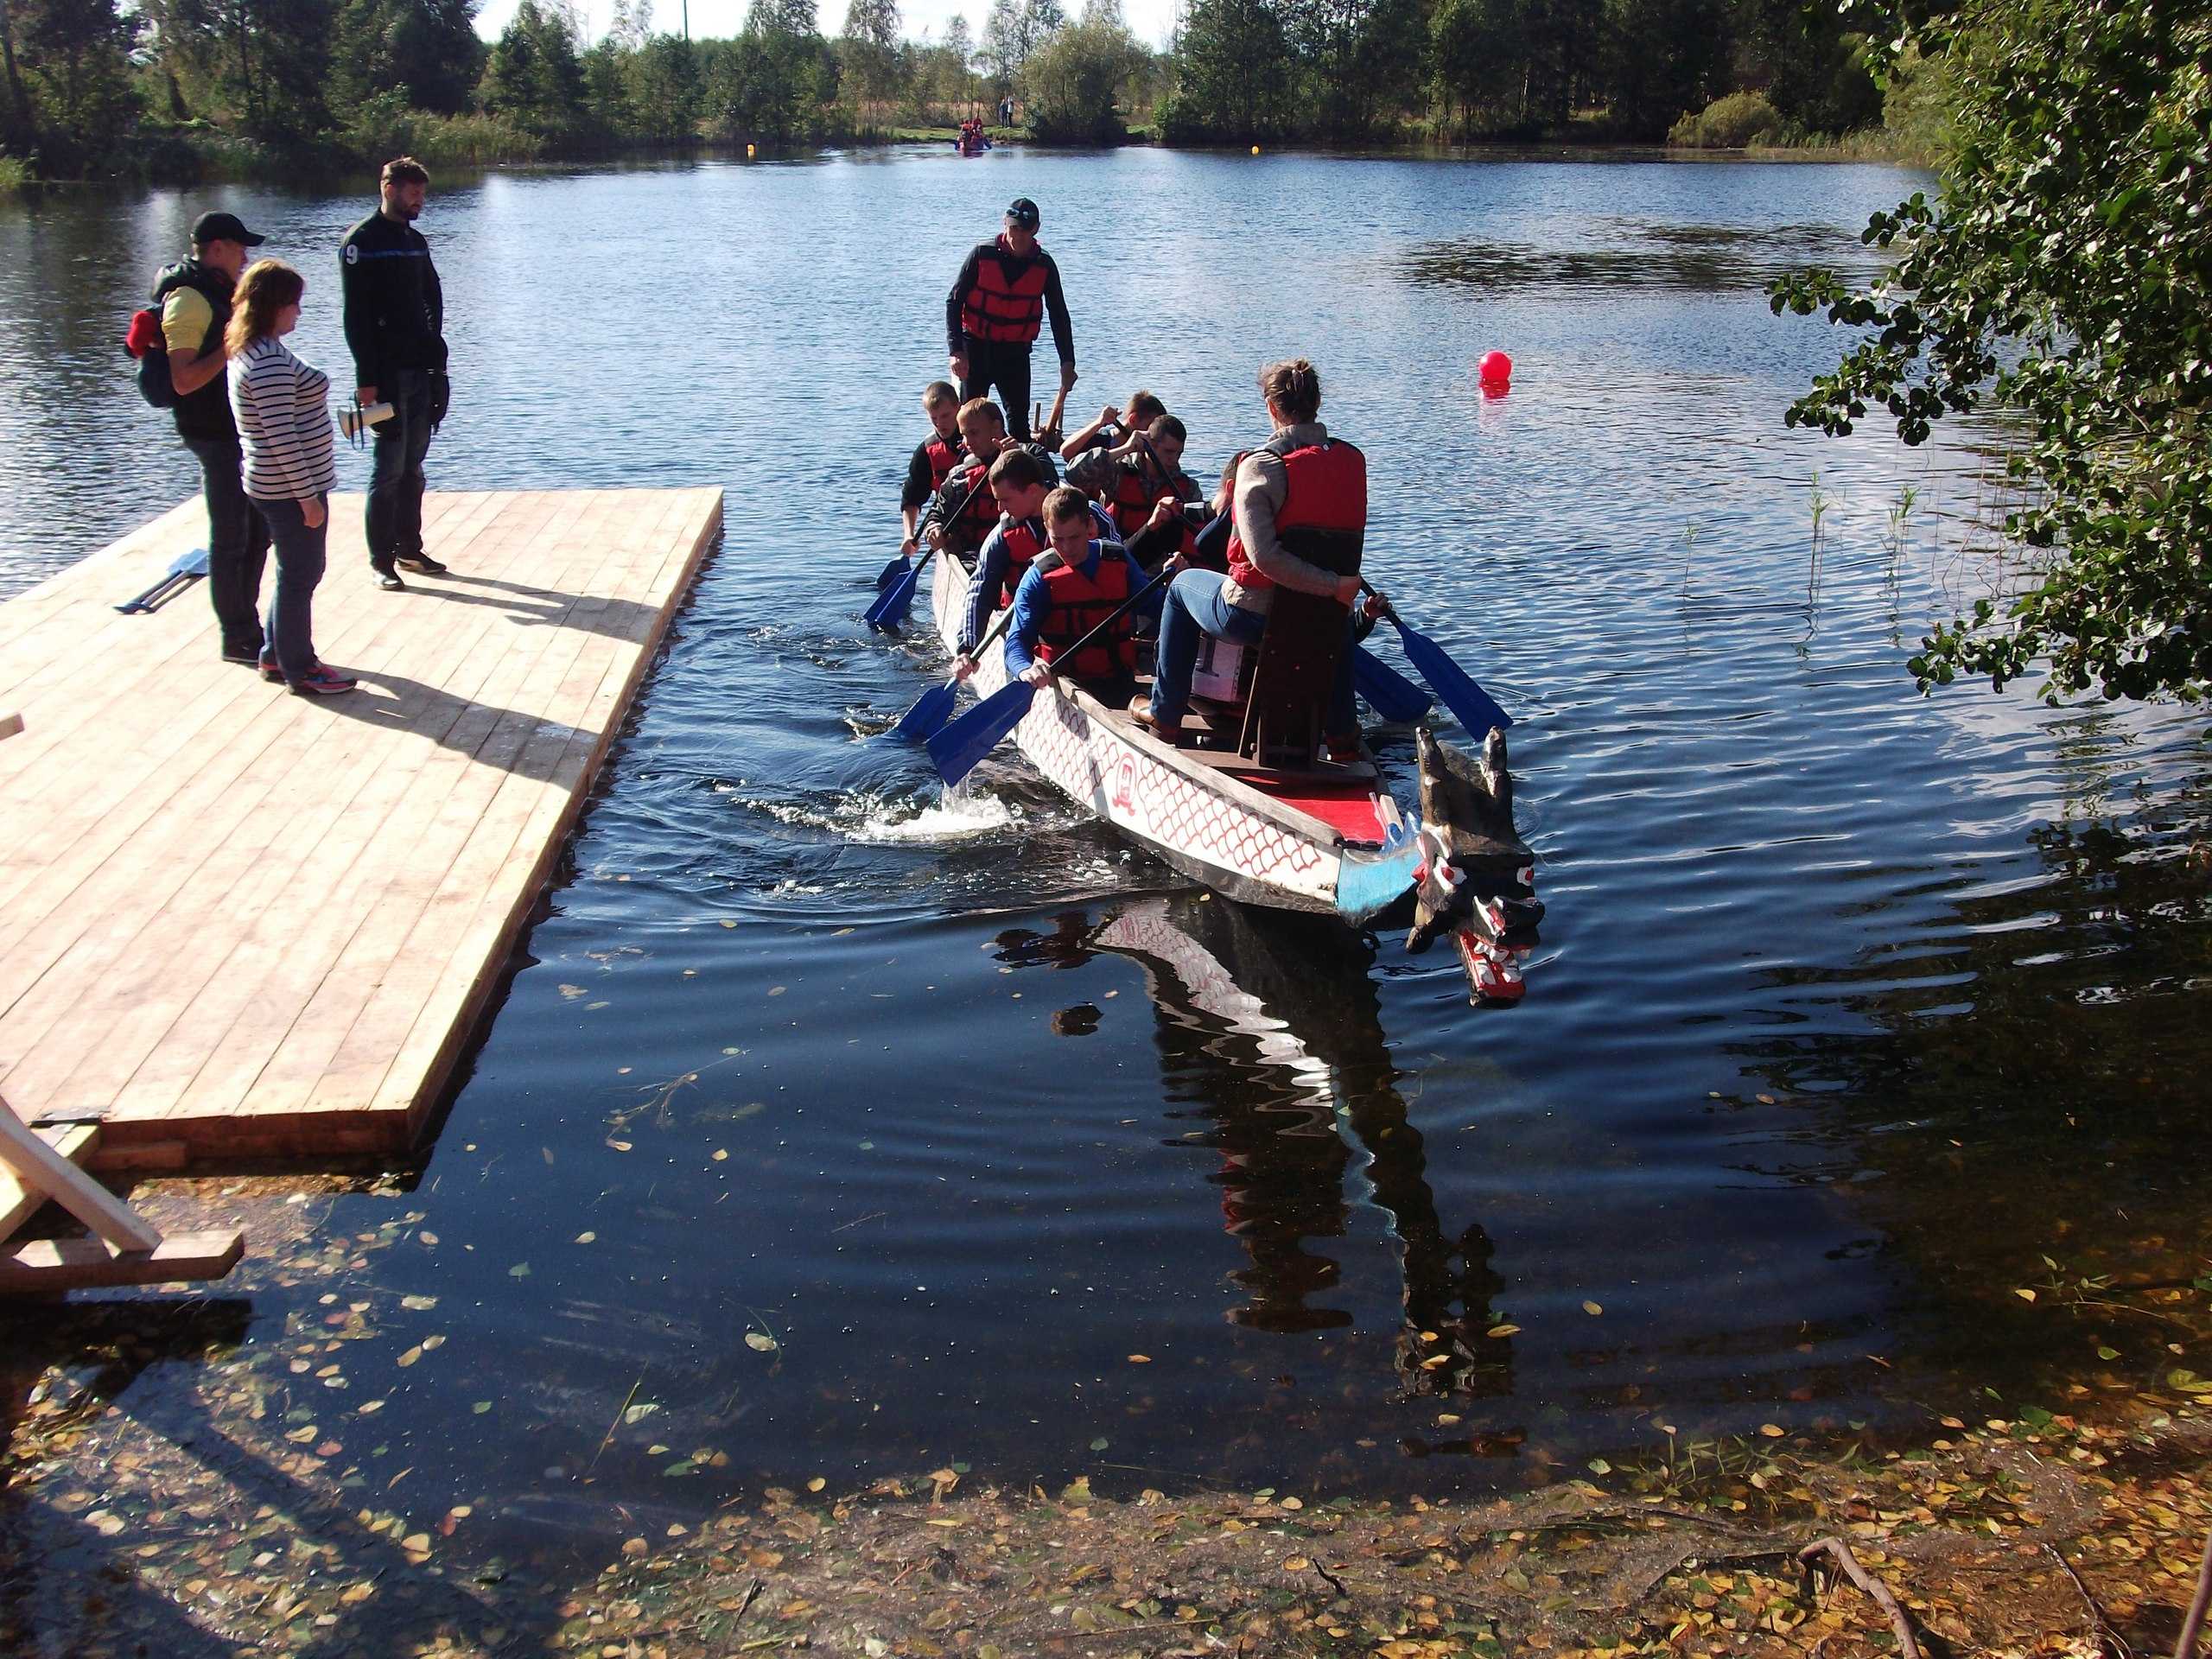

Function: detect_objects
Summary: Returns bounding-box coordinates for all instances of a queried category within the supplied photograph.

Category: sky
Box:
[472,0,1182,50]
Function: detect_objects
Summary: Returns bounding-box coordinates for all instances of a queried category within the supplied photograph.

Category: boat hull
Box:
[929,550,1419,921]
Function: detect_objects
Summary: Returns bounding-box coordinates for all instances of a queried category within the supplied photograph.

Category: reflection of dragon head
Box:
[1407,728,1543,1004]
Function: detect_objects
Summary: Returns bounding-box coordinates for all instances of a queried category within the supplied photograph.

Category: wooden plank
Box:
[0,1230,243,1293]
[0,487,721,1164]
[0,710,19,741]
[0,1108,159,1250]
[0,1123,99,1239]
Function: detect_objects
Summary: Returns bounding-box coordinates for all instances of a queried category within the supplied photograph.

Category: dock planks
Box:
[0,488,721,1166]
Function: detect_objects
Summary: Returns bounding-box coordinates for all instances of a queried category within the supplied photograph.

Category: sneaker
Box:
[373,563,406,591]
[289,666,358,696]
[258,655,283,683]
[220,643,265,666]
[394,553,448,575]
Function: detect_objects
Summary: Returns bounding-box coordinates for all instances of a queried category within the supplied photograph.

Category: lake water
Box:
[3,149,2207,1567]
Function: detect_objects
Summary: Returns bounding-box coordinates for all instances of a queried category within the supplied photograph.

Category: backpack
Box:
[127,305,178,409]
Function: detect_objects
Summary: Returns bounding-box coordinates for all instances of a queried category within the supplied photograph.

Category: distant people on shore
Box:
[947,198,1075,442]
[153,210,271,667]
[1000,96,1014,127]
[342,156,450,592]
[226,260,355,697]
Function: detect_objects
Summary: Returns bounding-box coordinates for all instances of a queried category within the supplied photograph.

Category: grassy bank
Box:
[4,1169,2209,1656]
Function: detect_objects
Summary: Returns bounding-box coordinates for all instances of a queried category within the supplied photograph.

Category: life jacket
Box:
[923,430,961,493]
[943,463,1001,553]
[994,517,1046,609]
[147,259,238,442]
[1224,438,1366,595]
[1107,457,1200,557]
[959,237,1049,346]
[1035,546,1139,680]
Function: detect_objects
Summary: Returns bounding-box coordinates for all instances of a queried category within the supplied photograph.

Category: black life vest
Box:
[995,517,1046,609]
[1036,547,1138,680]
[149,259,238,442]
[1225,439,1366,594]
[959,237,1049,346]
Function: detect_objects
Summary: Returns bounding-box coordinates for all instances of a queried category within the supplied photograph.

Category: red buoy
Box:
[1478,350,1513,396]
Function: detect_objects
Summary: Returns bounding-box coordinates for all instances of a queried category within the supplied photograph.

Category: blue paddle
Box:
[1350,644,1433,722]
[929,565,1171,788]
[869,469,994,629]
[1365,583,1513,735]
[115,546,210,613]
[884,606,1019,744]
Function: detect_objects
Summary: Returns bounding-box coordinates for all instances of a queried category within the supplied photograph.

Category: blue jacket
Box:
[1005,539,1157,677]
[962,500,1122,654]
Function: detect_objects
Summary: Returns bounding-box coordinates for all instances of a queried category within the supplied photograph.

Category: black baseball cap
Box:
[191,211,266,249]
[1006,198,1040,228]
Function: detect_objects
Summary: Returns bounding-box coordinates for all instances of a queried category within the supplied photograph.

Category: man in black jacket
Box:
[342,156,449,590]
[156,210,270,664]
[945,198,1076,441]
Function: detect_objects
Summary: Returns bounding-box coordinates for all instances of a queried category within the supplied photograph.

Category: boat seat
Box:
[1237,528,1363,769]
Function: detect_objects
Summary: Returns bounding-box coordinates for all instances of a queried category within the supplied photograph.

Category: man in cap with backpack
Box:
[149,210,270,664]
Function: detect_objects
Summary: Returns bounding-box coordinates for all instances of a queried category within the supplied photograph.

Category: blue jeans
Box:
[1148,569,1359,735]
[366,371,435,566]
[182,435,270,654]
[257,494,327,683]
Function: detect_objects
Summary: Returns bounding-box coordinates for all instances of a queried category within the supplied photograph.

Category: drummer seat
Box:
[1236,526,1363,768]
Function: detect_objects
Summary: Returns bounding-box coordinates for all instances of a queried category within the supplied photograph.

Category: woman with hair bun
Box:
[226,259,356,696]
[1135,359,1378,756]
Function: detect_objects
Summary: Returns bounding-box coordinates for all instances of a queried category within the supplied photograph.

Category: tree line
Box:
[0,0,1913,180]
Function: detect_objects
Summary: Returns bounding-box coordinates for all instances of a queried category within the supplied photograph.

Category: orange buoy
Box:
[1250,145,1260,155]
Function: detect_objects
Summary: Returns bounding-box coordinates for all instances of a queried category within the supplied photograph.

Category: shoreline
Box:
[5,1170,2205,1655]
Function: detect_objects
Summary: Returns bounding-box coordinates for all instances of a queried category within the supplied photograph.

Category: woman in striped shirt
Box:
[226,260,356,696]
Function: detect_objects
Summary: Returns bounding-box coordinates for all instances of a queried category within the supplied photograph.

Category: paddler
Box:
[899,380,964,556]
[1058,390,1165,462]
[961,486,1154,699]
[957,447,1052,657]
[1135,359,1382,758]
[921,397,1056,560]
[946,198,1076,442]
[1068,411,1202,547]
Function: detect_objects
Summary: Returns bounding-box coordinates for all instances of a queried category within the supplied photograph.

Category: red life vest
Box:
[995,517,1046,608]
[1109,461,1155,538]
[959,237,1050,345]
[944,463,1001,553]
[923,431,961,493]
[1224,439,1367,595]
[1035,548,1138,680]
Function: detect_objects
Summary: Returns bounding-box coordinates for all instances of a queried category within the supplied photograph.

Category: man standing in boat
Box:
[342,156,451,591]
[946,198,1076,442]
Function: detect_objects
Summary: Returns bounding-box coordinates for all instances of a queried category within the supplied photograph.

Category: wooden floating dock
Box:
[0,487,722,1171]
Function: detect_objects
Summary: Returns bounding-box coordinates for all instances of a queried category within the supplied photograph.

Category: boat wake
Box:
[715,782,1051,846]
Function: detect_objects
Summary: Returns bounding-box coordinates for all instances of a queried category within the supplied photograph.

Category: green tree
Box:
[1428,0,1524,135]
[1773,0,2212,704]
[330,0,482,114]
[479,0,589,140]
[626,31,701,139]
[706,0,833,139]
[837,0,901,103]
[982,0,1058,87]
[1159,0,1292,139]
[1601,0,1726,138]
[13,0,140,167]
[1020,10,1141,139]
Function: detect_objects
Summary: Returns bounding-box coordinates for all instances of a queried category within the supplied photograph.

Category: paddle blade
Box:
[1391,617,1513,735]
[926,681,1035,786]
[885,679,958,743]
[863,561,921,629]
[876,551,911,588]
[1350,644,1433,722]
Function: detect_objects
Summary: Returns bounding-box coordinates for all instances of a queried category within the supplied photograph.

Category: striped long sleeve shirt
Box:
[228,335,338,503]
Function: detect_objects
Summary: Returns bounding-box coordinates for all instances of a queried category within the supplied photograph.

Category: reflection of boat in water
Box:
[996,893,1518,1408]
[932,548,1544,1001]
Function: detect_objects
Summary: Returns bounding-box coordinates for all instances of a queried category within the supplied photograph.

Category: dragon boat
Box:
[925,545,1545,1001]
